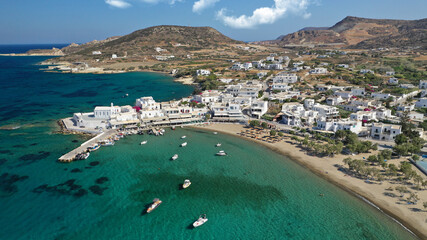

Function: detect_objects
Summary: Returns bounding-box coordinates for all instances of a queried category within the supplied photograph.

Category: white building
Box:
[350,111,377,122]
[272,73,298,84]
[317,120,362,134]
[196,69,211,76]
[371,123,401,141]
[94,104,121,120]
[386,71,395,76]
[309,68,328,74]
[135,97,164,119]
[388,77,399,85]
[326,96,344,106]
[371,93,394,100]
[211,103,244,119]
[111,54,118,59]
[415,98,427,108]
[419,80,427,89]
[351,88,366,97]
[250,101,268,119]
[271,83,292,92]
[193,90,220,105]
[92,51,102,55]
[360,69,374,74]
[335,91,353,99]
[312,104,339,118]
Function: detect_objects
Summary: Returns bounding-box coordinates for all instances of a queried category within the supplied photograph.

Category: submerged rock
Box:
[89,161,99,167]
[89,185,107,196]
[95,177,109,184]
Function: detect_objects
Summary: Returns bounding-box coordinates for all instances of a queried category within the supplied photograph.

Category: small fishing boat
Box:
[171,154,179,160]
[181,136,186,139]
[215,143,221,147]
[87,144,100,152]
[75,152,90,160]
[146,198,162,213]
[216,150,227,156]
[182,179,191,189]
[172,126,176,130]
[181,142,187,147]
[101,141,115,146]
[213,132,218,135]
[141,141,148,145]
[193,214,208,228]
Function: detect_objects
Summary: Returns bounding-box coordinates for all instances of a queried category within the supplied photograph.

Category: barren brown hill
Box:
[54,25,243,61]
[259,16,427,49]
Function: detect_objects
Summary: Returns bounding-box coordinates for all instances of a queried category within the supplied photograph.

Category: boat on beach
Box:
[182,179,191,189]
[146,198,162,213]
[171,154,178,160]
[216,150,227,156]
[193,214,208,228]
[141,141,148,145]
[181,142,187,147]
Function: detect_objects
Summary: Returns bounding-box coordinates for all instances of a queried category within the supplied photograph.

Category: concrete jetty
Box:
[58,129,118,162]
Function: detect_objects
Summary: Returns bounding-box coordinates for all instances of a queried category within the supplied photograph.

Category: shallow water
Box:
[0,56,417,239]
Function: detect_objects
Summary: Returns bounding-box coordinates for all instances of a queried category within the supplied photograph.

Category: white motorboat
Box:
[216,150,227,156]
[182,179,191,189]
[215,143,221,147]
[213,132,218,135]
[181,142,187,147]
[146,198,162,213]
[140,141,148,145]
[171,154,179,160]
[193,214,208,228]
[181,136,186,139]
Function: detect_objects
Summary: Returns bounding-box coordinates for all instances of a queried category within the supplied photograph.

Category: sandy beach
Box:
[192,123,427,239]
[174,77,195,85]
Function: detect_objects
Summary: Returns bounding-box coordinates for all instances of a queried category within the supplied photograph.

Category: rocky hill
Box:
[260,16,427,49]
[54,25,243,61]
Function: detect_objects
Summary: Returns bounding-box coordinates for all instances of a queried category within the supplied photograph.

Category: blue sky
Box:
[0,0,426,44]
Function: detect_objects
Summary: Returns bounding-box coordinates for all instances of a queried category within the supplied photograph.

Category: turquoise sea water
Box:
[0,56,417,239]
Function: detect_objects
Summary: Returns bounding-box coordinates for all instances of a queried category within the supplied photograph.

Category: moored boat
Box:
[146,198,162,213]
[215,143,221,147]
[193,214,208,228]
[216,150,227,156]
[213,132,218,135]
[181,142,187,147]
[181,136,186,139]
[141,141,148,145]
[87,144,100,152]
[171,154,178,160]
[182,179,191,189]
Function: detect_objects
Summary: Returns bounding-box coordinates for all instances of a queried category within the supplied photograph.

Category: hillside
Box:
[53,25,244,62]
[259,16,427,49]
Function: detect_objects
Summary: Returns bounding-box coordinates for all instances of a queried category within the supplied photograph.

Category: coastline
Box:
[191,123,427,239]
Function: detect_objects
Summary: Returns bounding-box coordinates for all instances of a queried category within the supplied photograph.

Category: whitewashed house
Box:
[415,98,427,108]
[419,80,427,89]
[250,101,269,119]
[196,69,211,76]
[193,90,220,105]
[351,88,366,97]
[317,120,362,134]
[326,96,344,106]
[211,103,244,119]
[371,123,401,141]
[273,73,298,84]
[388,78,399,85]
[309,68,328,74]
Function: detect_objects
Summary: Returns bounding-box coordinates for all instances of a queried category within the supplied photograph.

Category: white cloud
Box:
[140,0,183,4]
[193,0,220,13]
[105,0,132,8]
[216,0,311,29]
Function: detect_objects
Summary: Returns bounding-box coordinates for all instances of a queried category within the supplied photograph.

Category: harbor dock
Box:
[58,129,118,162]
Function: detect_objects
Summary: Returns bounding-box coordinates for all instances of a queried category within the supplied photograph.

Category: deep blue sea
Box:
[0,44,69,54]
[0,54,417,239]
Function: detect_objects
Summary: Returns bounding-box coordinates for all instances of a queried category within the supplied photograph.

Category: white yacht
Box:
[193,214,208,228]
[181,142,187,147]
[140,141,148,145]
[181,136,186,139]
[171,154,179,160]
[215,143,221,147]
[216,150,227,156]
[182,179,191,189]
